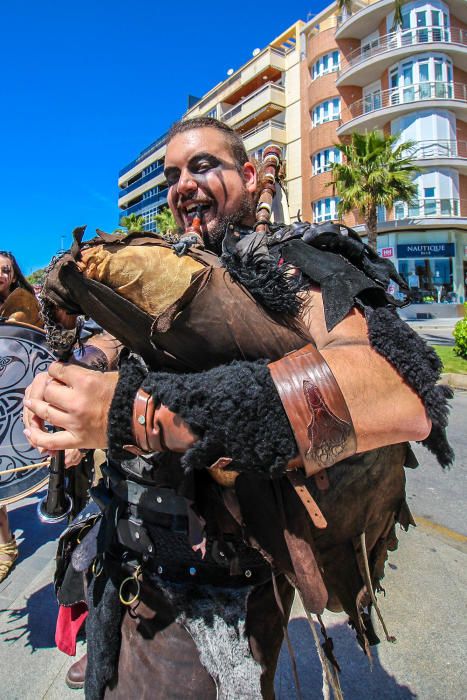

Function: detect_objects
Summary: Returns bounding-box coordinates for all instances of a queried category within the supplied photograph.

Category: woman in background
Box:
[0,251,42,582]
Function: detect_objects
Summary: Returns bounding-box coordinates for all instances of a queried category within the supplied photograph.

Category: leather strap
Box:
[124,389,198,457]
[269,344,356,478]
[286,472,327,530]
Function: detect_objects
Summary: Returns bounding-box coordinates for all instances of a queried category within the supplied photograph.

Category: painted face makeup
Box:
[0,256,14,301]
[165,128,256,251]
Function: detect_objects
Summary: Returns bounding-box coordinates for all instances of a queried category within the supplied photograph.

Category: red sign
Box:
[380,247,394,258]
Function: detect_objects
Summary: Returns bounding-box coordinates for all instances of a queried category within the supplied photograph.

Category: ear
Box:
[242,161,257,194]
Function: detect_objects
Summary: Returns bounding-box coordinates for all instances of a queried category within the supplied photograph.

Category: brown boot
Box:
[65,652,87,690]
[0,536,18,583]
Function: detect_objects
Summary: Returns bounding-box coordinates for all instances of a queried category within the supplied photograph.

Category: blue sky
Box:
[1,0,328,274]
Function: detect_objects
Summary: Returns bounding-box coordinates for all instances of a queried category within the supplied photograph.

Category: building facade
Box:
[301,0,467,305]
[117,22,303,231]
[117,131,169,232]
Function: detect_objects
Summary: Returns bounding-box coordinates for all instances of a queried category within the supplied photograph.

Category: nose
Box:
[176,169,198,197]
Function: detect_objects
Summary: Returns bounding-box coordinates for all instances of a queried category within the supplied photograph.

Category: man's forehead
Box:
[165,127,233,165]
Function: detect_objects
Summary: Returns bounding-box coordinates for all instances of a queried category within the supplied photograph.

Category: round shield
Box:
[0,320,55,506]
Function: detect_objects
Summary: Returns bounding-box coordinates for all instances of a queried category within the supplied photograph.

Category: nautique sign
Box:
[396,243,455,258]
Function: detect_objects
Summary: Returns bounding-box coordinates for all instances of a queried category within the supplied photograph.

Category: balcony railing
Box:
[340,26,467,75]
[119,132,168,178]
[184,46,288,117]
[394,198,464,220]
[221,82,285,123]
[347,82,467,120]
[119,191,168,218]
[119,164,165,199]
[407,140,467,160]
[242,119,286,140]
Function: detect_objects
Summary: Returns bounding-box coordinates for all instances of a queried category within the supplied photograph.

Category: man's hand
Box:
[23,363,118,452]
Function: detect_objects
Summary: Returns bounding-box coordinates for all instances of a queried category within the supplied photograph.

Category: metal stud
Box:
[157,565,163,574]
[245,569,252,578]
[135,531,140,540]
[156,496,162,503]
[189,567,197,576]
[147,544,153,553]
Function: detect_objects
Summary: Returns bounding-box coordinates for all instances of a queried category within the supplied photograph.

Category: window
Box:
[312,98,340,127]
[312,148,341,175]
[313,197,339,223]
[311,51,340,80]
[389,54,453,104]
[206,107,217,119]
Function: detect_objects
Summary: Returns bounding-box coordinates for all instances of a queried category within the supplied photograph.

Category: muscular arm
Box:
[301,287,431,451]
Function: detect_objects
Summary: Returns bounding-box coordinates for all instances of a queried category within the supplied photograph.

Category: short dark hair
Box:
[167,117,249,169]
[0,251,35,295]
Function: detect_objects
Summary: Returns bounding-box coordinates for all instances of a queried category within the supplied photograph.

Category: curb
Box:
[440,372,467,390]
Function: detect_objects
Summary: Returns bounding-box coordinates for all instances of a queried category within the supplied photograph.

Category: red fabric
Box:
[55,603,88,656]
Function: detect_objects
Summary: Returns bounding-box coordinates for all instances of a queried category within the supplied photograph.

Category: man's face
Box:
[164,127,257,250]
[0,255,14,300]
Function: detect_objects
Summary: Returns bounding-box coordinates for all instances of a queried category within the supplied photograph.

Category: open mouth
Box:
[181,201,213,226]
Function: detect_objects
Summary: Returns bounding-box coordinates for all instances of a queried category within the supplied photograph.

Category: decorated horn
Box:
[254,144,282,233]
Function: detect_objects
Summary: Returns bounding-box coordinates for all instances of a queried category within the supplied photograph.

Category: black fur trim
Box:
[141,360,297,477]
[85,574,122,700]
[107,353,147,461]
[366,307,454,468]
[222,253,302,316]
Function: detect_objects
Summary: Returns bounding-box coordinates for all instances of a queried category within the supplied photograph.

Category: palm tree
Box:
[328,130,420,250]
[119,213,145,231]
[336,0,353,15]
[154,207,177,236]
[392,1,406,30]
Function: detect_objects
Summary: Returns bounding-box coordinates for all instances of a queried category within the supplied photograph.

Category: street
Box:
[0,391,465,699]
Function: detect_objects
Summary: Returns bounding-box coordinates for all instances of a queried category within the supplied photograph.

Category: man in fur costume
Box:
[23,118,451,699]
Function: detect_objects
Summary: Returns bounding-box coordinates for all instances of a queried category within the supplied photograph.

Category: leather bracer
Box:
[269,344,357,477]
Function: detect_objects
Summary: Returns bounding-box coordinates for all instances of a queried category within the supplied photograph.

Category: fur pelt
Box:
[153,577,262,699]
[85,574,123,700]
[141,359,297,477]
[222,250,301,316]
[107,352,147,461]
[366,306,454,467]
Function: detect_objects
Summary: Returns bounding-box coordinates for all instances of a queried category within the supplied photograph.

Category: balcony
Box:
[336,0,467,40]
[408,140,467,174]
[221,82,285,131]
[118,164,165,200]
[338,26,467,87]
[119,191,168,218]
[338,82,467,135]
[185,47,287,119]
[119,132,168,179]
[242,119,287,152]
[350,198,467,235]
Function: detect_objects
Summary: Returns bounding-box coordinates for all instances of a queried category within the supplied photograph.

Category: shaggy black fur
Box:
[140,360,297,477]
[366,306,454,468]
[107,353,147,461]
[85,574,122,700]
[222,251,302,316]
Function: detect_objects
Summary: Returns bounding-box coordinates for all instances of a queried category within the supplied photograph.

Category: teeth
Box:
[185,204,198,213]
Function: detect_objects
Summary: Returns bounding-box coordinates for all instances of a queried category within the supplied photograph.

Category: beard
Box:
[203,190,256,255]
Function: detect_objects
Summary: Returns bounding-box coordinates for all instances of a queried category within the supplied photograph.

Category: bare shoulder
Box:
[299,286,369,351]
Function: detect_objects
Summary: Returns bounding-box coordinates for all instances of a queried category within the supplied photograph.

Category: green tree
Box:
[27,267,47,285]
[336,0,353,15]
[119,213,145,232]
[328,130,420,251]
[154,207,177,235]
[392,1,406,30]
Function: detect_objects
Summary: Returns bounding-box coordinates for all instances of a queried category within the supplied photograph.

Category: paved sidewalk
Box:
[0,491,466,699]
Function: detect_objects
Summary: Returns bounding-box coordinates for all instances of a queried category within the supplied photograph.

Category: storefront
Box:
[396,242,456,303]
